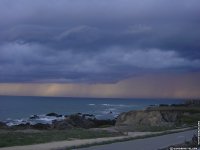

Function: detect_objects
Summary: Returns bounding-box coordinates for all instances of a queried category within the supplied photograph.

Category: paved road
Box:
[77,130,198,150]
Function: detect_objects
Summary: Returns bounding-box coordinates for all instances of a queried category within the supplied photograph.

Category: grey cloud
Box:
[0,0,200,83]
[0,42,199,83]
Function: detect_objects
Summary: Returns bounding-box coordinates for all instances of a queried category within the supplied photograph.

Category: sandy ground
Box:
[0,128,192,150]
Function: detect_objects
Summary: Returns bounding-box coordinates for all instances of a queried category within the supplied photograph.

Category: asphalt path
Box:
[77,129,198,150]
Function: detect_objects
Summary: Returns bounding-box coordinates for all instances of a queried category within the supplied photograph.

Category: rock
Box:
[66,114,95,128]
[160,111,182,122]
[29,115,39,119]
[1,113,116,130]
[12,123,31,130]
[92,119,116,127]
[51,114,116,130]
[52,120,73,130]
[31,123,51,130]
[82,114,95,119]
[192,134,198,145]
[51,114,95,129]
[46,113,62,117]
[115,110,182,131]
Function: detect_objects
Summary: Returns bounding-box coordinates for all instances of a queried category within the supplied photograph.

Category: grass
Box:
[148,106,200,113]
[147,106,200,127]
[0,129,122,148]
[0,127,196,149]
[179,113,200,125]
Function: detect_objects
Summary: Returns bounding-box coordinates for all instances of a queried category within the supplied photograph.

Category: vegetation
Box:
[0,129,122,148]
[179,113,200,125]
[146,105,200,127]
[158,99,200,107]
[148,106,200,113]
[184,99,200,105]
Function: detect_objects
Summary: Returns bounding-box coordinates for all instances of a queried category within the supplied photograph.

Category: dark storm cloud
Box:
[0,0,200,83]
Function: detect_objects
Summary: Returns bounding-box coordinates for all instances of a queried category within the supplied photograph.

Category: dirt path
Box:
[0,128,192,150]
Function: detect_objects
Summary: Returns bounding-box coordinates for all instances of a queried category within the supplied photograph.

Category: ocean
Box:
[0,96,183,125]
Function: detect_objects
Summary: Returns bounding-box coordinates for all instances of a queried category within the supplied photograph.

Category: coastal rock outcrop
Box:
[52,120,73,130]
[115,110,182,131]
[66,114,95,128]
[31,123,51,130]
[1,113,116,130]
[51,113,115,129]
[51,114,95,129]
[46,113,62,117]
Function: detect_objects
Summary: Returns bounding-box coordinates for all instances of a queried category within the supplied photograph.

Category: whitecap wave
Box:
[5,114,65,126]
[88,104,95,106]
[101,104,137,107]
[5,119,28,126]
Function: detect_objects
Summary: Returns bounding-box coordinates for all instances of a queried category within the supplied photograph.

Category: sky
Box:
[0,0,200,98]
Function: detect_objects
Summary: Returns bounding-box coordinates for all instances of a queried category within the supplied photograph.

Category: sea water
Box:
[0,96,183,125]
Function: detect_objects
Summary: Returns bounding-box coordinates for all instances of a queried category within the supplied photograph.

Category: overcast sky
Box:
[0,0,200,98]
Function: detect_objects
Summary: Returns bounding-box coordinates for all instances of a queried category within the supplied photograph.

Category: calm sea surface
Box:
[0,96,183,121]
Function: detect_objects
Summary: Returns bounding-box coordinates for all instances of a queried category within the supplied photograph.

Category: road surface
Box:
[77,130,197,150]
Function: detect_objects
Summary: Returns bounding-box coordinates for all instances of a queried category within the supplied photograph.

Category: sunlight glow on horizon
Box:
[0,72,200,99]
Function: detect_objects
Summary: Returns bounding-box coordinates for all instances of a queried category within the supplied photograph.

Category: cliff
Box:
[115,110,183,130]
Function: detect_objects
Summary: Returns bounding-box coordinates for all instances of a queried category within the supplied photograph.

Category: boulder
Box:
[51,114,116,130]
[46,113,62,117]
[66,114,95,128]
[52,120,73,130]
[51,114,95,129]
[29,115,40,119]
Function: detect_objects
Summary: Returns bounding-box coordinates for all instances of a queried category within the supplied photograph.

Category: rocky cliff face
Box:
[115,110,182,131]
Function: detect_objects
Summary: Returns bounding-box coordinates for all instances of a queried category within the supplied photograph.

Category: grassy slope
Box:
[0,129,122,148]
[148,106,200,113]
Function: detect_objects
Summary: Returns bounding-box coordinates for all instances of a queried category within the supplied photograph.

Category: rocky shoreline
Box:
[0,113,116,130]
[115,102,200,131]
[1,100,199,132]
